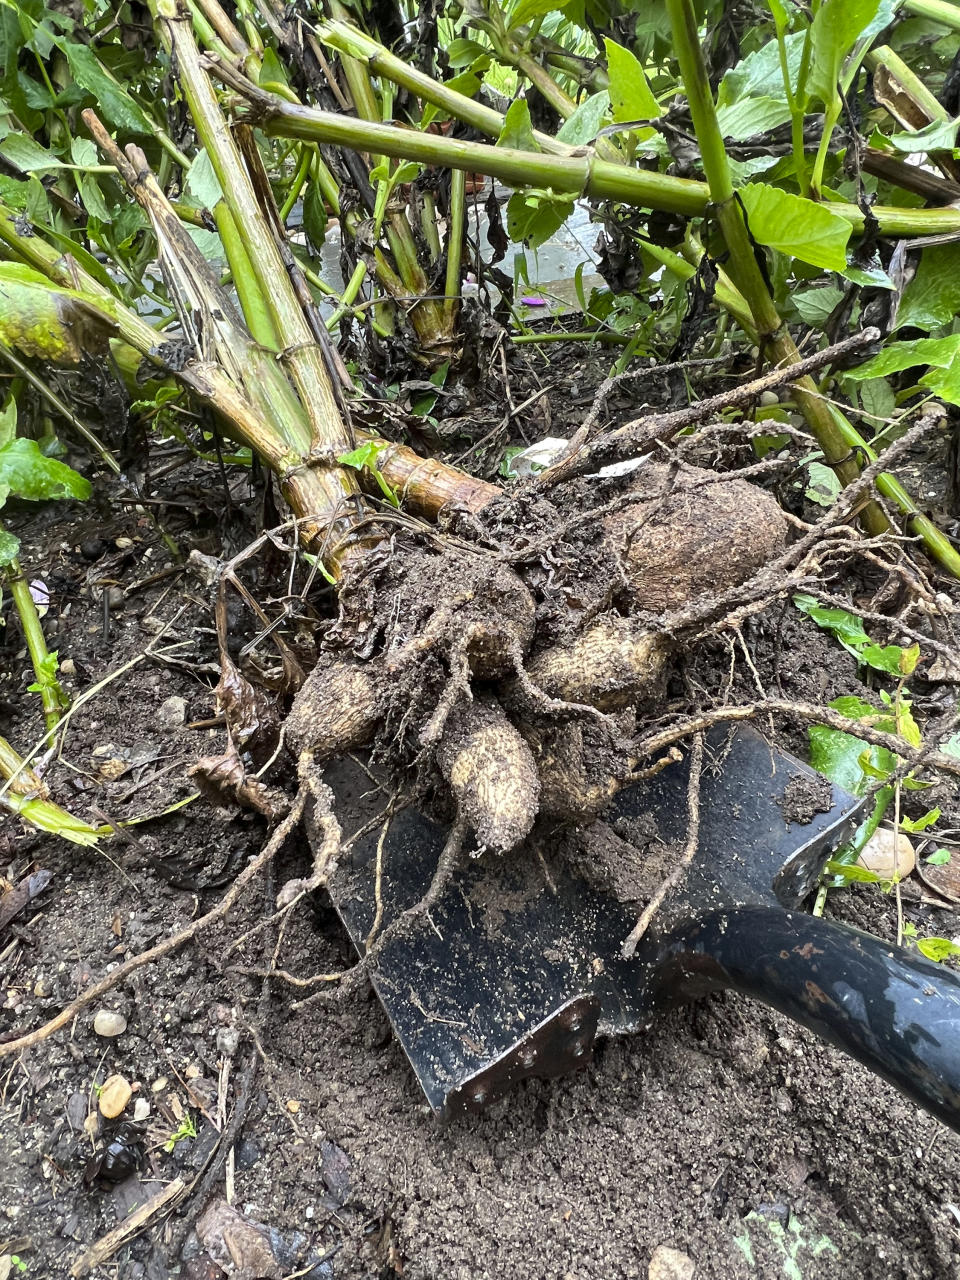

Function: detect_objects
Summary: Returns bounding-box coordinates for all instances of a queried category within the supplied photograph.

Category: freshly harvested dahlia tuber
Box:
[521,720,635,823]
[437,695,540,852]
[604,464,788,613]
[522,615,671,712]
[284,655,381,760]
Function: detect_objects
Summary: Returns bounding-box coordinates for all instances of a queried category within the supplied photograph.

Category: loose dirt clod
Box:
[437,695,541,851]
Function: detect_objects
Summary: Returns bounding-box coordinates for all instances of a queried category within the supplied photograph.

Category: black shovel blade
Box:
[326,726,864,1118]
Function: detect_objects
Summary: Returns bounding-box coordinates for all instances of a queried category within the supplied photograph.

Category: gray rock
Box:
[93,1009,127,1038]
[158,695,187,732]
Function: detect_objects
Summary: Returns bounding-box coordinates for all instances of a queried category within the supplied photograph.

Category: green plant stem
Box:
[865,45,952,121]
[511,329,631,344]
[214,203,281,350]
[444,168,466,327]
[233,72,960,237]
[6,559,64,732]
[280,144,314,222]
[901,0,960,29]
[665,0,887,535]
[326,259,368,329]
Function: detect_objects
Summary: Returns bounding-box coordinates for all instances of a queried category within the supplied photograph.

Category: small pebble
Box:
[759,390,780,407]
[79,538,104,561]
[159,695,187,732]
[99,1074,132,1119]
[858,828,915,879]
[93,1009,127,1038]
[151,1076,169,1093]
[115,536,134,550]
[133,1097,151,1122]
[60,658,76,677]
[649,1245,696,1280]
[105,586,125,610]
[286,1099,301,1114]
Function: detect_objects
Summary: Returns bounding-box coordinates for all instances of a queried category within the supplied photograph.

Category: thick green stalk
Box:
[901,0,960,29]
[666,0,888,536]
[865,46,952,121]
[6,560,66,732]
[238,73,960,237]
[214,203,281,349]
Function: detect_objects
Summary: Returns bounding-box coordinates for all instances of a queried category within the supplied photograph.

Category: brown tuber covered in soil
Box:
[437,695,541,852]
[521,615,671,712]
[605,463,788,613]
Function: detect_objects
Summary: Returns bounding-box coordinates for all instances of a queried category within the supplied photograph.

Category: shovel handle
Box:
[652,905,960,1132]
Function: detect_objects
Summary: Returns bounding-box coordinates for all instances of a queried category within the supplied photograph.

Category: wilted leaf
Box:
[189,746,289,819]
[0,262,116,363]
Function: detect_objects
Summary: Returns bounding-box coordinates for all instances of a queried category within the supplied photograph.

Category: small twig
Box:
[622,733,704,957]
[69,1177,186,1277]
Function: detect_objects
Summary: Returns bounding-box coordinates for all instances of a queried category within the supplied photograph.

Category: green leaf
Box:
[506,188,574,248]
[446,38,488,68]
[0,132,65,172]
[900,807,940,833]
[738,184,851,271]
[557,91,610,145]
[926,849,952,866]
[0,263,116,363]
[603,38,660,125]
[896,244,960,332]
[809,724,892,795]
[510,0,569,28]
[885,116,960,152]
[338,439,399,507]
[858,376,895,423]
[804,460,842,507]
[857,642,912,676]
[792,285,844,327]
[940,731,960,760]
[715,96,792,140]
[185,149,223,211]
[824,859,884,884]
[0,437,91,503]
[719,33,805,108]
[497,99,540,152]
[917,937,960,963]
[60,39,152,134]
[0,396,15,450]
[847,334,960,379]
[794,593,870,647]
[0,525,20,566]
[920,353,960,406]
[808,0,882,108]
[258,45,289,90]
[302,180,327,254]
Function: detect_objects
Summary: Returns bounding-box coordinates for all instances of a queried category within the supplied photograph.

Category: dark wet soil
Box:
[2,351,960,1280]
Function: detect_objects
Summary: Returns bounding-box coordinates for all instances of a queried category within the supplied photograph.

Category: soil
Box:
[2,349,960,1280]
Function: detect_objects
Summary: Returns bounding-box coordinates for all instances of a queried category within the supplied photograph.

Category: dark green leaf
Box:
[506,188,574,248]
[718,33,805,108]
[847,333,960,378]
[792,285,845,326]
[303,181,328,255]
[60,40,152,134]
